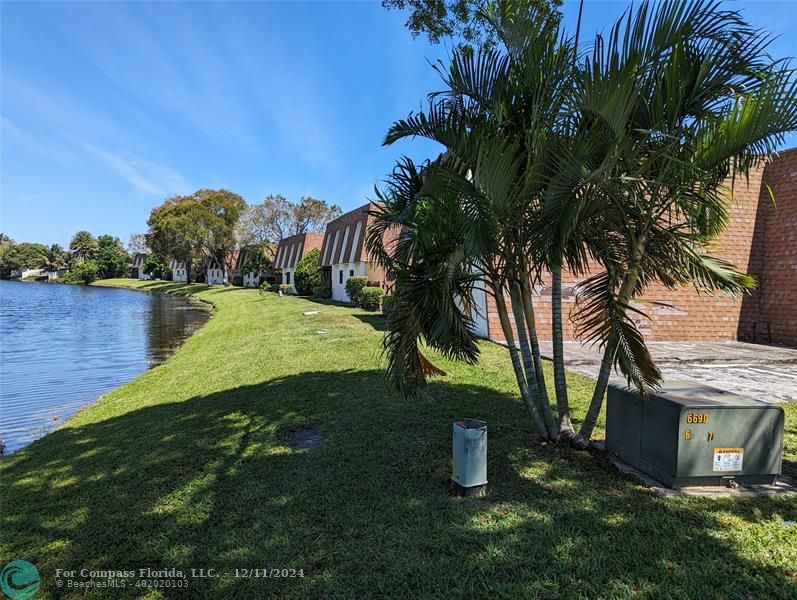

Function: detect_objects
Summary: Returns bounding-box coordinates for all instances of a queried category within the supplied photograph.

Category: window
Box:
[339,270,344,284]
[286,272,291,284]
[349,269,354,277]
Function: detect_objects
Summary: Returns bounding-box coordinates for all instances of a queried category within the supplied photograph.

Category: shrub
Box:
[63,261,99,285]
[345,276,368,305]
[294,248,321,295]
[382,294,397,321]
[259,281,272,297]
[312,285,331,299]
[358,286,385,311]
[278,283,294,295]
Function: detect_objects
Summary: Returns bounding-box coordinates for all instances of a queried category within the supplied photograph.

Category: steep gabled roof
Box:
[319,203,375,267]
[319,202,399,267]
[274,232,324,270]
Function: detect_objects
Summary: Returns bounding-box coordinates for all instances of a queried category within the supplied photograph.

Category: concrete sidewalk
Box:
[537,341,797,402]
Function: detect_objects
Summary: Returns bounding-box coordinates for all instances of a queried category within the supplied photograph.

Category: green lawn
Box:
[2,279,795,598]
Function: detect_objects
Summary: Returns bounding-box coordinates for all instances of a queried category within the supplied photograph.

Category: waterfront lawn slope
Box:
[2,279,795,598]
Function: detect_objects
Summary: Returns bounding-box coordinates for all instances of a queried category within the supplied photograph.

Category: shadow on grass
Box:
[2,370,794,598]
[352,314,388,331]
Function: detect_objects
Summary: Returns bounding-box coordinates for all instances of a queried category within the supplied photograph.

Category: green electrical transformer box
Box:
[606,381,784,488]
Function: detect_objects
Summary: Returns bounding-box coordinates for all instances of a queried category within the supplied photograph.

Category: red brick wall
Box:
[745,149,797,345]
[484,162,777,343]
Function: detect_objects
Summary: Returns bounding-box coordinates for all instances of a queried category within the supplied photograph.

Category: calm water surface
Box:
[0,280,210,453]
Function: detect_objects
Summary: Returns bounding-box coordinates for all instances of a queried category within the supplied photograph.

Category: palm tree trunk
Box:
[510,282,557,439]
[550,266,575,437]
[494,286,549,438]
[519,277,551,410]
[575,265,642,448]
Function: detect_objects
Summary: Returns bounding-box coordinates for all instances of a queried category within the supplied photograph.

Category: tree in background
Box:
[241,244,273,278]
[143,254,169,280]
[95,235,130,279]
[237,194,292,245]
[63,261,99,285]
[127,233,148,255]
[147,189,247,284]
[0,242,48,278]
[69,230,98,264]
[146,196,208,284]
[43,244,70,271]
[383,0,560,53]
[195,188,247,282]
[293,248,322,295]
[293,197,342,234]
[237,195,341,244]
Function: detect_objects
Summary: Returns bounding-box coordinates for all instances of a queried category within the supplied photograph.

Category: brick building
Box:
[470,149,797,347]
[319,203,396,302]
[274,232,324,291]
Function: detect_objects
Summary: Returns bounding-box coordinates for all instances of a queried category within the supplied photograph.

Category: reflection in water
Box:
[0,281,210,454]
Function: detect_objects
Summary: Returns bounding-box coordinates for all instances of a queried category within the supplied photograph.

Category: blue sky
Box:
[2,0,796,247]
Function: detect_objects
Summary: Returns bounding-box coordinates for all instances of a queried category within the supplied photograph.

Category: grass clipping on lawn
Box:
[1,278,795,599]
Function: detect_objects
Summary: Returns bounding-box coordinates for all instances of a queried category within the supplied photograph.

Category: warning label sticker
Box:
[713,448,744,472]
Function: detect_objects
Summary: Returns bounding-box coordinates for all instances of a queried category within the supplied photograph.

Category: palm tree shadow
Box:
[2,370,793,598]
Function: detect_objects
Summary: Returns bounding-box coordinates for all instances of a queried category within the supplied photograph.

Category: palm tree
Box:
[69,230,98,264]
[368,0,797,446]
[369,5,574,440]
[43,244,69,271]
[556,0,797,445]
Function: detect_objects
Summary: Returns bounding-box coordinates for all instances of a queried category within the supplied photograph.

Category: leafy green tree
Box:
[0,242,48,277]
[43,244,70,271]
[383,0,560,53]
[143,254,169,279]
[63,260,99,285]
[95,235,130,279]
[368,0,797,445]
[69,230,98,264]
[294,248,322,295]
[241,245,273,277]
[195,189,247,282]
[147,196,207,283]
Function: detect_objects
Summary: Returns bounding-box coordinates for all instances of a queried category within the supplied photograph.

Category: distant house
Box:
[169,259,188,282]
[236,244,277,288]
[10,268,45,279]
[319,203,396,302]
[132,253,150,280]
[273,232,324,292]
[45,269,68,281]
[205,251,239,286]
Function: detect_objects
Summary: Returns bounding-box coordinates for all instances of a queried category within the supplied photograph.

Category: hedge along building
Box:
[468,148,797,347]
[319,202,396,303]
[274,232,324,291]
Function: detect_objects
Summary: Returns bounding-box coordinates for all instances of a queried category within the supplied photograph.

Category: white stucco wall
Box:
[172,268,188,282]
[207,268,226,285]
[281,267,296,292]
[243,271,260,288]
[331,262,367,302]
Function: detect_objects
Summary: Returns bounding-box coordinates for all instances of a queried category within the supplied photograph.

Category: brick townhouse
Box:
[318,203,395,302]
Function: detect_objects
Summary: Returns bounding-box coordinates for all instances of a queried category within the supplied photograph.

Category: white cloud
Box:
[81,141,189,196]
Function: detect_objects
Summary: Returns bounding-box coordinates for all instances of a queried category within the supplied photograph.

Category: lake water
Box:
[0,280,210,454]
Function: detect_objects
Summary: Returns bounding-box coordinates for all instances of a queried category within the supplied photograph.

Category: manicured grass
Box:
[2,279,795,598]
